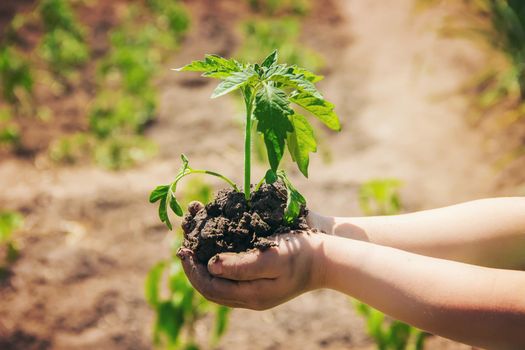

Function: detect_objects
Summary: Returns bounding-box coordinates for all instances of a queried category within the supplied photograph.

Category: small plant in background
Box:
[49,2,190,170]
[359,179,403,216]
[246,0,311,16]
[0,107,21,151]
[477,0,525,101]
[0,46,33,107]
[147,0,190,40]
[0,211,23,279]
[38,0,89,83]
[356,179,428,350]
[146,179,230,349]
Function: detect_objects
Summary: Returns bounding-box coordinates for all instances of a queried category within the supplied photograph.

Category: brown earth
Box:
[0,0,520,349]
[182,183,309,264]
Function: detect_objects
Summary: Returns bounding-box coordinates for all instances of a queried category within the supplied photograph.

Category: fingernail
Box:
[208,255,223,275]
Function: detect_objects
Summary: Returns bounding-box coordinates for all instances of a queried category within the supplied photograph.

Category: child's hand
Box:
[177,232,326,310]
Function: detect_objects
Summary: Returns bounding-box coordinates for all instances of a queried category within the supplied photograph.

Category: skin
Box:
[178,197,525,350]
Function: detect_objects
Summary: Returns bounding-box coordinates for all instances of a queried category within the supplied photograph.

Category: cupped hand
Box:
[177,231,326,310]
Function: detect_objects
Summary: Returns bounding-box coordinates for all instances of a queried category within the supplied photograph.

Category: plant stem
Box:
[243,88,255,200]
[254,176,266,192]
[188,169,239,191]
[171,169,239,195]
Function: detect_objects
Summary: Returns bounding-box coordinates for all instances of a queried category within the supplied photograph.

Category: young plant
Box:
[0,211,23,279]
[38,0,89,81]
[0,46,33,105]
[150,50,341,229]
[356,179,428,350]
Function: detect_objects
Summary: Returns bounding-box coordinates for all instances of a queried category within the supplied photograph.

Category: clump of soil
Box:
[181,182,309,263]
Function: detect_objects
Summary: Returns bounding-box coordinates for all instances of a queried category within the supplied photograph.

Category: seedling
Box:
[150,50,340,230]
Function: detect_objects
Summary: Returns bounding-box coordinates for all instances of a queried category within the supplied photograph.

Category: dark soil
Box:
[182,182,309,264]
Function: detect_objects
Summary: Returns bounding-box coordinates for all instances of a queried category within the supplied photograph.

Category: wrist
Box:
[317,235,373,293]
[307,233,330,290]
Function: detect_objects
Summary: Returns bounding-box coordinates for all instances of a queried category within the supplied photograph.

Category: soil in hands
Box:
[182,182,309,264]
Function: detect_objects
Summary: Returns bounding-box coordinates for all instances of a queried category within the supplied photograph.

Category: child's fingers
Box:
[207,247,281,281]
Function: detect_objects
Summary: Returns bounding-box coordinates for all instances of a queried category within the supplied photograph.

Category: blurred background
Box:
[0,0,524,349]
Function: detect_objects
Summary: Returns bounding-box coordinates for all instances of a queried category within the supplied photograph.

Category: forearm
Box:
[313,197,525,268]
[320,235,525,350]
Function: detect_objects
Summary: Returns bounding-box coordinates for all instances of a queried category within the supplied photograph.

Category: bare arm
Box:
[322,235,525,350]
[179,233,525,349]
[309,197,525,268]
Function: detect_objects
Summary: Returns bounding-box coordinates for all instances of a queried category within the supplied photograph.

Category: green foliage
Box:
[92,135,157,170]
[51,1,190,170]
[152,50,341,230]
[150,155,238,230]
[237,18,324,73]
[0,47,33,104]
[276,170,306,223]
[49,133,157,170]
[146,180,231,349]
[0,211,23,279]
[355,301,428,350]
[485,0,525,98]
[421,0,525,103]
[358,179,403,216]
[356,179,428,350]
[147,0,190,38]
[98,27,159,95]
[246,0,311,15]
[48,133,92,164]
[0,107,20,149]
[39,0,84,36]
[39,28,89,75]
[38,0,89,78]
[89,90,156,138]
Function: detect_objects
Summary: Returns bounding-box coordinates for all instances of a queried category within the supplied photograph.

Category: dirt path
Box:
[0,0,497,349]
[303,0,495,216]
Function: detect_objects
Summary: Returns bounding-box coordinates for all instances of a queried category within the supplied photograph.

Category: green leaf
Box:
[269,72,323,99]
[261,49,278,68]
[159,197,172,230]
[169,196,183,217]
[264,169,277,184]
[277,170,306,223]
[0,212,23,242]
[211,68,258,98]
[149,185,169,203]
[174,54,240,79]
[180,153,189,166]
[287,113,317,177]
[145,261,166,307]
[292,66,323,82]
[155,301,184,345]
[254,83,293,171]
[289,91,341,131]
[263,63,292,79]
